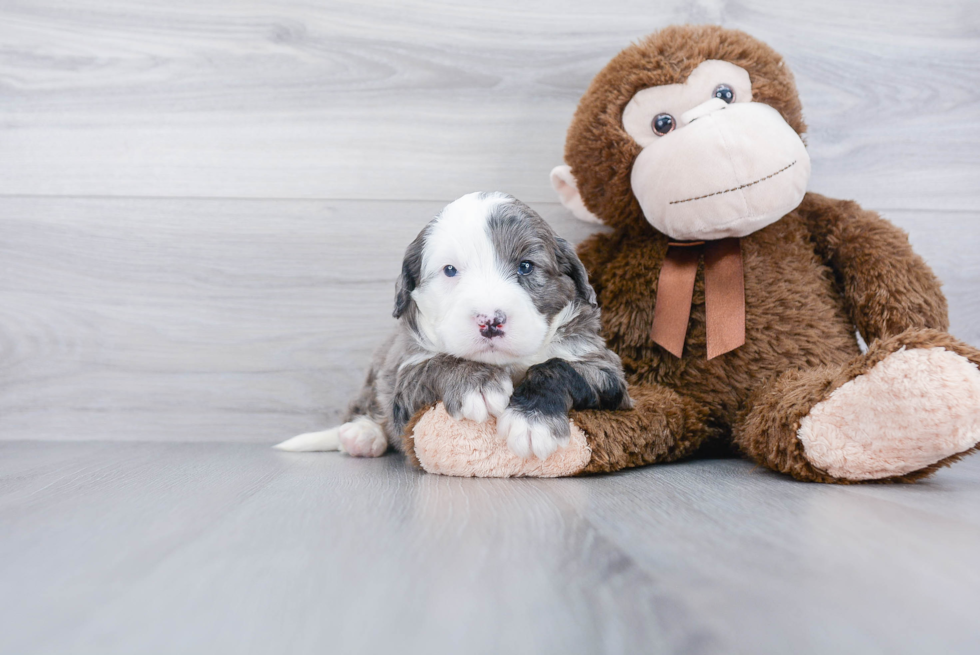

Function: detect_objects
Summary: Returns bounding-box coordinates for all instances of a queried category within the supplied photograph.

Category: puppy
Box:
[275,192,632,460]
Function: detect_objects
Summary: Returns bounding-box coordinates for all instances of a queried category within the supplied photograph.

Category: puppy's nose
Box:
[477,311,506,339]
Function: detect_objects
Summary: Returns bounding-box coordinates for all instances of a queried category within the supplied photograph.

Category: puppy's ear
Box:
[393,230,426,319]
[555,237,598,308]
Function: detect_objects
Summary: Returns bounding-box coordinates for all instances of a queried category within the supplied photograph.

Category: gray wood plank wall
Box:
[2,0,979,442]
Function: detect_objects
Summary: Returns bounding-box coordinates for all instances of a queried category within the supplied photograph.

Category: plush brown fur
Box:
[559,25,976,483]
[571,384,711,474]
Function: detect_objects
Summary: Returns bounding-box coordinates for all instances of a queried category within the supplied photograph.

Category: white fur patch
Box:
[337,417,388,457]
[458,374,514,423]
[798,347,980,480]
[497,407,567,460]
[397,351,435,372]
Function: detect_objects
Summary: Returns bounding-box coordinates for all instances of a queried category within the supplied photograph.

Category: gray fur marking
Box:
[486,199,596,320]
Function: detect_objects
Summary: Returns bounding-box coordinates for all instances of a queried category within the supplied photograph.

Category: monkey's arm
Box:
[798,192,948,343]
[569,383,712,474]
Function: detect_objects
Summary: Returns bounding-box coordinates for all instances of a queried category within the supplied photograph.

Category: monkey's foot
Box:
[798,347,980,480]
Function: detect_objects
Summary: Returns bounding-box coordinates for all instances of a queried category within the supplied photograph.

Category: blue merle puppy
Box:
[276,192,632,460]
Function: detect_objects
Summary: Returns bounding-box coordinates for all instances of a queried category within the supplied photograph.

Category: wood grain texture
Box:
[1,0,978,209]
[0,197,976,443]
[0,197,599,441]
[2,441,979,654]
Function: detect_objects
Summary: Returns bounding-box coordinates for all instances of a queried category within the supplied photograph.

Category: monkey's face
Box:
[552,26,812,237]
[621,59,810,241]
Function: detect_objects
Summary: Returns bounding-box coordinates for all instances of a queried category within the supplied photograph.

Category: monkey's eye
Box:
[713,84,735,104]
[651,113,675,136]
[443,265,457,277]
[518,261,534,276]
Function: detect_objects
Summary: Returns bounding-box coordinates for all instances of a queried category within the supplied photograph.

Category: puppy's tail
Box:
[273,426,342,452]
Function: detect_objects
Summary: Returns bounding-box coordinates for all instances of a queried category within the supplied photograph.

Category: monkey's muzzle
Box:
[630,100,811,241]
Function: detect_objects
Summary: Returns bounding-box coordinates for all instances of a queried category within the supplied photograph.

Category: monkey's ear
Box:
[555,236,598,308]
[550,165,603,224]
[393,231,426,319]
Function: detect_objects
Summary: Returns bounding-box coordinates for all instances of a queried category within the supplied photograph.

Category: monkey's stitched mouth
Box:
[669,160,797,205]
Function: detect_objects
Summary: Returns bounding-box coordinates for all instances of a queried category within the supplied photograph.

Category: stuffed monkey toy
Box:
[406,24,980,482]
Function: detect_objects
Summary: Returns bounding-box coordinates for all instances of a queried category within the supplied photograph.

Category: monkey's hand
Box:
[442,362,514,424]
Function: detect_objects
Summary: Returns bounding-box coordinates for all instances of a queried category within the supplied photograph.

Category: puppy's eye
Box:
[652,113,675,136]
[443,265,457,277]
[518,261,534,276]
[713,84,735,104]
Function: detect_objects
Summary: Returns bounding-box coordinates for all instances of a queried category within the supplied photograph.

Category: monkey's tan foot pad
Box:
[411,403,591,477]
[798,347,980,480]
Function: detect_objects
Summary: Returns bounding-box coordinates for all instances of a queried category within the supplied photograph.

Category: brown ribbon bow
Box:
[650,238,745,360]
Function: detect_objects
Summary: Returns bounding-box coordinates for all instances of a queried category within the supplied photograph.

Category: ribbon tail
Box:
[704,238,746,360]
[650,245,700,358]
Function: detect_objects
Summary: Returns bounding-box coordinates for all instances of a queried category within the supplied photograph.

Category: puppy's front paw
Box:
[447,375,514,424]
[497,408,570,460]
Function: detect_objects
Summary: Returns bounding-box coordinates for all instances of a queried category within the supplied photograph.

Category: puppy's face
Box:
[395,192,597,366]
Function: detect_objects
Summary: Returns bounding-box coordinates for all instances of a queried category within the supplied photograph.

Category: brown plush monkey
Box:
[406,25,980,482]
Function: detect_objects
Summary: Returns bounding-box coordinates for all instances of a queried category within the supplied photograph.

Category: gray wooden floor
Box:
[3,1,980,653]
[3,442,980,654]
